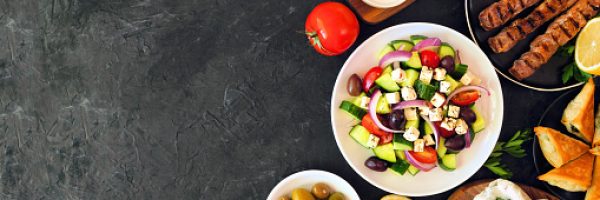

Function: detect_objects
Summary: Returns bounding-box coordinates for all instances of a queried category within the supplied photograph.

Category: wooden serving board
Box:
[346,0,415,24]
[448,179,559,200]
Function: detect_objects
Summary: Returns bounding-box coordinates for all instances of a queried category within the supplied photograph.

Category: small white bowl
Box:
[362,0,406,8]
[330,22,504,196]
[266,170,360,200]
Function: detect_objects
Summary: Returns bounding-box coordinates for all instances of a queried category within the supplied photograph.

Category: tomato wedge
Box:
[361,114,389,137]
[378,132,393,145]
[420,50,440,68]
[362,66,382,92]
[409,146,437,164]
[450,90,480,106]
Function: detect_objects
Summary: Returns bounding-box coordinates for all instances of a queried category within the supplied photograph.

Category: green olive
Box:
[328,192,345,200]
[291,188,315,200]
[311,182,331,199]
[278,196,291,200]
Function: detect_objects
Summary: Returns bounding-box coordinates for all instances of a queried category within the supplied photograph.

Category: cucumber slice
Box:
[407,165,420,176]
[410,35,428,45]
[378,44,395,60]
[389,160,410,175]
[395,150,406,160]
[450,64,468,80]
[437,137,447,158]
[414,80,436,100]
[424,120,434,135]
[349,125,378,148]
[391,40,414,52]
[439,154,457,171]
[439,43,456,58]
[393,134,413,150]
[382,65,393,75]
[400,69,420,87]
[470,105,485,133]
[375,73,401,92]
[402,52,422,69]
[444,75,462,94]
[339,100,367,119]
[373,143,397,163]
[405,119,420,130]
[376,97,391,114]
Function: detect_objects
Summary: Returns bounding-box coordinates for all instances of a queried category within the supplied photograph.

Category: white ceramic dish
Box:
[362,0,406,8]
[330,22,504,197]
[266,170,360,200]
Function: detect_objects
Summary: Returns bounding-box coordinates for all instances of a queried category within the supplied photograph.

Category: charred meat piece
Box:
[509,0,600,80]
[479,0,543,31]
[488,0,579,53]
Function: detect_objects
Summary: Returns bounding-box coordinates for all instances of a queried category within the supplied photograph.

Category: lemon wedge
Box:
[575,18,600,75]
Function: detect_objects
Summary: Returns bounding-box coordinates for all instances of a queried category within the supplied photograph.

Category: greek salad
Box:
[339,35,490,176]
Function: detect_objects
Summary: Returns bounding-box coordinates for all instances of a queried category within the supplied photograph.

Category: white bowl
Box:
[362,0,406,8]
[266,170,360,200]
[330,22,504,197]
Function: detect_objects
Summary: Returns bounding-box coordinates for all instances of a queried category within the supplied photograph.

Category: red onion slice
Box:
[412,38,442,52]
[421,115,440,150]
[404,150,436,171]
[391,100,430,111]
[368,90,404,133]
[445,85,491,105]
[378,50,412,68]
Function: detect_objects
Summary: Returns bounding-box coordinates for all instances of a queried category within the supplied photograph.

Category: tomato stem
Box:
[305,31,323,49]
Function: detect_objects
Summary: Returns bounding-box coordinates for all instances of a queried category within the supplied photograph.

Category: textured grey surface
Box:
[0,0,563,199]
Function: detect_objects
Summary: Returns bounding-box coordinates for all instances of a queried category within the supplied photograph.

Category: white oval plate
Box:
[330,22,504,197]
[362,0,406,8]
[266,170,360,200]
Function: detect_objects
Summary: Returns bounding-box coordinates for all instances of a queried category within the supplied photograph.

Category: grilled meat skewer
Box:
[488,0,580,53]
[509,0,600,80]
[479,0,543,31]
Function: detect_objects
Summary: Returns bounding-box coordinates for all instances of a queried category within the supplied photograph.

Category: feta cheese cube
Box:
[448,105,460,118]
[413,139,425,152]
[401,86,417,101]
[460,71,478,85]
[428,107,443,122]
[433,68,447,81]
[423,134,435,146]
[419,66,433,84]
[390,68,406,83]
[403,126,420,142]
[404,107,418,121]
[439,81,451,94]
[385,92,401,104]
[430,92,446,108]
[393,61,401,69]
[440,118,457,131]
[418,107,430,117]
[358,96,370,109]
[455,119,469,135]
[366,134,380,148]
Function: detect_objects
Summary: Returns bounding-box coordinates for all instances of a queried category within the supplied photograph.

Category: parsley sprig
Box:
[484,129,532,179]
[558,44,592,84]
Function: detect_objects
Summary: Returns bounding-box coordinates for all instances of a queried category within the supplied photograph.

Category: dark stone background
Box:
[0,0,566,199]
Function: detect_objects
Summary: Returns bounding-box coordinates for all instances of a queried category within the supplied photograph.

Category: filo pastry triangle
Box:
[535,126,589,168]
[562,78,595,143]
[538,152,594,192]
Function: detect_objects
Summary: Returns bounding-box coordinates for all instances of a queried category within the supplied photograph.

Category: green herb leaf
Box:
[484,129,532,178]
[558,45,575,57]
[562,64,574,84]
[573,65,592,82]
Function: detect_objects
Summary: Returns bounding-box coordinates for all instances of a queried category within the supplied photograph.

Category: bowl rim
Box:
[361,0,406,8]
[329,22,504,196]
[266,169,360,200]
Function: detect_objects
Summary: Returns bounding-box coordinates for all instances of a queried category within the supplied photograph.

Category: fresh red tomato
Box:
[435,122,455,138]
[363,66,382,92]
[409,146,438,164]
[305,2,359,56]
[420,50,440,68]
[378,132,393,145]
[361,114,389,137]
[450,90,480,106]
